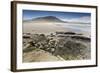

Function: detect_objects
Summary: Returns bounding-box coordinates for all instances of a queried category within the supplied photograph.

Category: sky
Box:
[23,10,91,23]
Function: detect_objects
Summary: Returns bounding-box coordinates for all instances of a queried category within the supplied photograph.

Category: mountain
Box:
[32,16,64,22]
[24,16,90,24]
[31,16,65,23]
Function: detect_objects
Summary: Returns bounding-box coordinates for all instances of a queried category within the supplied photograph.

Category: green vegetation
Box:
[23,47,39,53]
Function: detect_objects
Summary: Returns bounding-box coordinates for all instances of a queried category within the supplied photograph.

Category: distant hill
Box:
[23,16,66,23]
[32,16,66,23]
[23,16,90,24]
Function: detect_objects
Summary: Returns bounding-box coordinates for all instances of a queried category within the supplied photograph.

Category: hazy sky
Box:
[23,10,91,22]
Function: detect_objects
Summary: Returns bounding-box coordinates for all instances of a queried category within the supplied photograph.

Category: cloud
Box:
[63,16,91,23]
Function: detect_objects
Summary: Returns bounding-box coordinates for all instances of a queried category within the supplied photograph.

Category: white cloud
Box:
[63,16,91,23]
